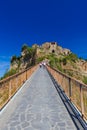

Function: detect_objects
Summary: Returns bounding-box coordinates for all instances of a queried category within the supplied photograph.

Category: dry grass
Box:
[0,65,38,109]
[47,66,87,120]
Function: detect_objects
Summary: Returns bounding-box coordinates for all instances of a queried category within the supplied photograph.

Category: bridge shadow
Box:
[47,69,87,130]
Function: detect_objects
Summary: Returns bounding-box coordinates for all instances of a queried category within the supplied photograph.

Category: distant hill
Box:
[1,42,87,84]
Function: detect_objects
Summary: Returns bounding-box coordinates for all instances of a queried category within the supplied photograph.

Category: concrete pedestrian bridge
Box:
[0,65,87,130]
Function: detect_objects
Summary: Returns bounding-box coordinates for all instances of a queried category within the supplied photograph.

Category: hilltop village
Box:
[1,42,87,84]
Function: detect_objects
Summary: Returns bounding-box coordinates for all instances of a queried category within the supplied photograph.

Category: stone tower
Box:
[49,42,57,53]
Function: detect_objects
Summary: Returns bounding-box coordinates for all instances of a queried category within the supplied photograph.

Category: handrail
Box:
[47,65,87,120]
[0,66,32,83]
[0,64,38,110]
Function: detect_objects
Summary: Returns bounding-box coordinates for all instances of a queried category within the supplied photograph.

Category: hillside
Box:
[1,42,87,84]
[35,42,87,84]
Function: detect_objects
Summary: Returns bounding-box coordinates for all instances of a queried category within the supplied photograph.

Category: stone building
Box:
[49,42,57,53]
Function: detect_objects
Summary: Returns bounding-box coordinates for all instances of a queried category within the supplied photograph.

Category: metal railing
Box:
[0,65,38,110]
[47,65,87,120]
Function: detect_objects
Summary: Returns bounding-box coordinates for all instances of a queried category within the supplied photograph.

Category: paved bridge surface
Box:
[0,67,85,130]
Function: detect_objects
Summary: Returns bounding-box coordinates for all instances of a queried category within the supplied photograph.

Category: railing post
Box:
[61,75,63,87]
[80,84,84,118]
[16,75,18,91]
[26,70,27,80]
[9,79,11,100]
[69,78,72,100]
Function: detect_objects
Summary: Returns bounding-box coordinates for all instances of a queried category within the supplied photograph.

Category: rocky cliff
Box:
[4,42,87,84]
[10,44,36,71]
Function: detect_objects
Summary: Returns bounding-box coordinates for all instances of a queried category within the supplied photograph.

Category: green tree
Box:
[83,76,87,84]
[67,53,78,62]
[21,44,28,52]
[11,55,17,63]
[62,58,67,65]
[2,69,17,79]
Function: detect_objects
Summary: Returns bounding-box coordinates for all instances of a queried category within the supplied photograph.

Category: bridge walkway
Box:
[0,67,78,130]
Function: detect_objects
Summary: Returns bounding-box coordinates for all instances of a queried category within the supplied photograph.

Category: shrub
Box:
[67,53,78,62]
[3,69,17,79]
[11,55,17,63]
[57,64,63,72]
[37,56,46,63]
[83,76,87,84]
[62,58,67,65]
[21,44,28,52]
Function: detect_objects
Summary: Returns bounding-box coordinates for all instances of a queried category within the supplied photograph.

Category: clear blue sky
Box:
[0,0,87,77]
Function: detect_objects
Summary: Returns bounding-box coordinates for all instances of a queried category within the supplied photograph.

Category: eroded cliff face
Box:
[10,45,37,71]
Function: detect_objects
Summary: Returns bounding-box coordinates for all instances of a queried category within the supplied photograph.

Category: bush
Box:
[83,76,87,84]
[62,58,67,65]
[21,44,28,52]
[67,53,78,62]
[23,47,36,63]
[11,55,17,63]
[49,58,56,67]
[57,64,63,72]
[3,69,17,79]
[37,56,46,63]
